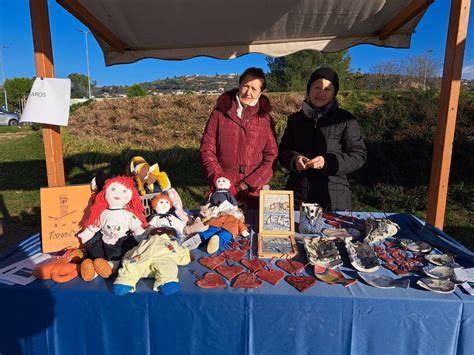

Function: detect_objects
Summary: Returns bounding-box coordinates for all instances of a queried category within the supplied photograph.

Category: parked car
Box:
[0,110,20,126]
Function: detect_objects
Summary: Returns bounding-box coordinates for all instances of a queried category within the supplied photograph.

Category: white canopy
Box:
[58,0,431,65]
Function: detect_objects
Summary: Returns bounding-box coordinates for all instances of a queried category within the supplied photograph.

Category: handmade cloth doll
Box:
[200,208,249,254]
[207,176,238,207]
[77,176,148,282]
[128,156,191,223]
[148,194,187,242]
[112,227,191,295]
[155,170,191,223]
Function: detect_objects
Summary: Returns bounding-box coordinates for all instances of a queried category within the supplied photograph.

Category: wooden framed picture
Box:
[258,234,298,258]
[259,190,295,234]
[258,190,297,258]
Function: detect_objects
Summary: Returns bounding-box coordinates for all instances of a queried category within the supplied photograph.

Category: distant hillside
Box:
[97,74,239,96]
[94,73,474,98]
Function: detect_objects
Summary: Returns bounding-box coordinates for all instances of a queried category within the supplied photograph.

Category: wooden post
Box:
[29,0,66,187]
[427,0,471,228]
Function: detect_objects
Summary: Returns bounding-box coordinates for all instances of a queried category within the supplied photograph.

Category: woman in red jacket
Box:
[200,68,278,209]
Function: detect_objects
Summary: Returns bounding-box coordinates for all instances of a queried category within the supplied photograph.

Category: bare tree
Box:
[369,60,402,90]
[400,53,438,89]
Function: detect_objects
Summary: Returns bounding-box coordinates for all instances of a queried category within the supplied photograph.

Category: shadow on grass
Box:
[0,194,40,251]
[354,139,474,187]
[444,226,474,252]
[0,147,209,191]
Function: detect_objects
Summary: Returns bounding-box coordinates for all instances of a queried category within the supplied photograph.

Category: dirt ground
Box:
[1,131,31,142]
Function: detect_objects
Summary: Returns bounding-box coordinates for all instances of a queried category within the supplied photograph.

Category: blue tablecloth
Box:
[0,212,473,355]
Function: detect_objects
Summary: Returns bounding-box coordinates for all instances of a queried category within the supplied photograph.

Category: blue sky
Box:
[1,0,473,86]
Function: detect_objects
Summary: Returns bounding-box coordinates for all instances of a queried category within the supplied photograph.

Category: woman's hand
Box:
[236,181,250,195]
[305,156,325,169]
[295,155,309,170]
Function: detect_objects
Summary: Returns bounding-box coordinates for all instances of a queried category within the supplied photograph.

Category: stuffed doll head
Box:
[106,181,134,209]
[151,194,173,215]
[210,175,237,195]
[84,176,147,228]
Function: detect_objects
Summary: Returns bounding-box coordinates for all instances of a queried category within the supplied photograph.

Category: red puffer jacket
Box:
[200,89,278,197]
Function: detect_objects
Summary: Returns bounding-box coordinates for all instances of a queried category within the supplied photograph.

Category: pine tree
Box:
[266,50,352,92]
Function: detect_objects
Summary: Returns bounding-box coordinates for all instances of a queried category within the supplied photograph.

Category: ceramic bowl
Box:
[400,239,432,253]
[422,265,454,279]
[417,277,455,293]
[424,254,454,266]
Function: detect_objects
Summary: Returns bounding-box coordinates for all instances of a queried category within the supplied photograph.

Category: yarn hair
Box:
[83,176,146,228]
[151,194,173,210]
[208,174,237,196]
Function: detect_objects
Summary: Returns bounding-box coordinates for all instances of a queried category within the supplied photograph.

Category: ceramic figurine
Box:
[304,237,342,269]
[364,218,400,244]
[299,202,324,234]
[345,240,379,273]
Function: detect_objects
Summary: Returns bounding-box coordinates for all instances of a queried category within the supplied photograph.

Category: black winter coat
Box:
[279,106,366,211]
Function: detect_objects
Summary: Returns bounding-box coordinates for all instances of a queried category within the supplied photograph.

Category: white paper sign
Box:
[20,77,71,126]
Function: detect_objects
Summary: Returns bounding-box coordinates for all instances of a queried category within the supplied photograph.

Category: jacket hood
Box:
[215,89,271,116]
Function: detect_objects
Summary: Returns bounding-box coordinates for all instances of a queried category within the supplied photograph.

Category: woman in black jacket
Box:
[279,67,366,211]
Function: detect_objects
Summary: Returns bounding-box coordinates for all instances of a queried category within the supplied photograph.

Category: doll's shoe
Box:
[112,284,133,295]
[80,258,96,282]
[94,258,113,278]
[159,281,180,295]
[207,235,220,254]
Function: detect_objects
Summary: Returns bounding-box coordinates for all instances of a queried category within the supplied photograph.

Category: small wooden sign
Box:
[40,184,93,253]
[258,190,297,258]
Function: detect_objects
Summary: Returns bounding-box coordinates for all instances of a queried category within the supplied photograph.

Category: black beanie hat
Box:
[306,67,339,97]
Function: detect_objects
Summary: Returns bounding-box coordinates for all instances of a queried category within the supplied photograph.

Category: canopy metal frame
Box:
[28,0,471,229]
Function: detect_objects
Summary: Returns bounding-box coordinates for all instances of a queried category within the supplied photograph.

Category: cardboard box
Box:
[40,184,93,253]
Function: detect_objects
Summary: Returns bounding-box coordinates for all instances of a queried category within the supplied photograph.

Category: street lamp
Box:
[77,29,92,99]
[0,45,8,111]
[423,49,433,90]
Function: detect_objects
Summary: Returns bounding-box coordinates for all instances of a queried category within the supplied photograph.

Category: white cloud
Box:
[462,63,474,79]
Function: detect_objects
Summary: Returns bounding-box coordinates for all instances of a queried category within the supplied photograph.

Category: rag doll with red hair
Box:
[78,176,148,281]
[207,175,238,207]
[148,194,187,241]
[197,175,249,253]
